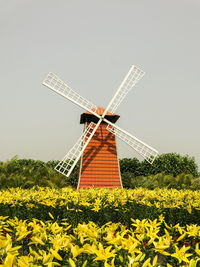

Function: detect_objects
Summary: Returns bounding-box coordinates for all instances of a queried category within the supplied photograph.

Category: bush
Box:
[0,157,72,189]
[120,153,199,177]
[121,172,198,190]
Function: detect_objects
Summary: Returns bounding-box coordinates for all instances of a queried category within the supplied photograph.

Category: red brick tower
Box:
[78,106,122,189]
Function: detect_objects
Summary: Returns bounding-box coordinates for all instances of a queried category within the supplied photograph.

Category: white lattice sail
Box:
[106,123,158,164]
[106,66,145,115]
[55,122,98,177]
[43,72,98,114]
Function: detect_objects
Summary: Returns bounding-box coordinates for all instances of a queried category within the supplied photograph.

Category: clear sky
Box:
[1,0,200,169]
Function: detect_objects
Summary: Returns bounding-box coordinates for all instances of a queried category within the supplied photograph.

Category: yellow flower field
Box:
[0,187,199,212]
[0,215,200,266]
[0,187,200,266]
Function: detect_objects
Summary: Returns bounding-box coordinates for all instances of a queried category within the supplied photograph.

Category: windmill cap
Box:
[80,106,120,124]
[85,106,117,116]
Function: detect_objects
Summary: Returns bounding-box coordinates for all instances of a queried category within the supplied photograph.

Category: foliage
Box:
[119,158,141,175]
[0,156,72,189]
[120,153,199,178]
[121,172,199,190]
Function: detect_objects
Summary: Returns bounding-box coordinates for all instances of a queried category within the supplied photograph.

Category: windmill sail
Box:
[104,66,145,115]
[55,120,102,177]
[43,72,99,116]
[106,123,158,164]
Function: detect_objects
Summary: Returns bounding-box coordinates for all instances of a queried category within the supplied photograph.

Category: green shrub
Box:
[120,153,199,177]
[119,158,141,175]
[0,157,73,189]
[121,172,198,190]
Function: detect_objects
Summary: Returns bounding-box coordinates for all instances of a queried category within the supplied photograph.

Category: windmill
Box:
[42,66,158,189]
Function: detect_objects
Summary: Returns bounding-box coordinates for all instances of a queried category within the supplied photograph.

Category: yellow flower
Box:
[48,212,54,220]
[131,219,148,234]
[188,203,192,214]
[146,227,159,245]
[174,223,185,235]
[41,250,53,264]
[171,245,192,264]
[91,198,102,212]
[17,255,34,267]
[107,231,127,246]
[70,244,84,258]
[93,243,116,261]
[142,257,151,267]
[50,248,63,261]
[195,243,200,256]
[29,248,42,261]
[121,234,140,253]
[105,258,115,267]
[153,236,171,256]
[152,255,158,266]
[128,253,145,265]
[187,224,200,237]
[91,206,101,212]
[15,220,31,241]
[158,214,164,223]
[188,258,200,267]
[176,232,187,242]
[29,236,45,246]
[83,243,97,254]
[50,222,63,235]
[69,258,76,267]
[3,252,18,266]
[16,230,31,241]
[45,262,61,267]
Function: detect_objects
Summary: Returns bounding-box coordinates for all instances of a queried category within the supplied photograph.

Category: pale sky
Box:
[1,0,200,169]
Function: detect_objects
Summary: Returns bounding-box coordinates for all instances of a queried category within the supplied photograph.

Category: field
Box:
[0,187,200,266]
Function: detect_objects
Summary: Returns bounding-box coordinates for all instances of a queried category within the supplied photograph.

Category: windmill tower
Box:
[78,107,122,189]
[42,66,158,189]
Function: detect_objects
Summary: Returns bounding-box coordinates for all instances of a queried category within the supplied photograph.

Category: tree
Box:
[120,153,199,177]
